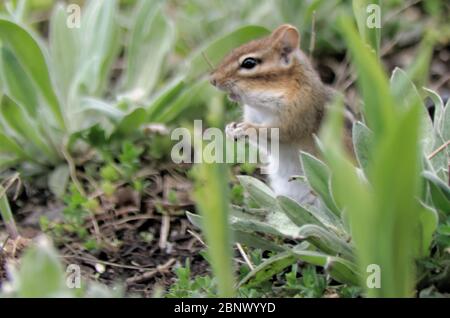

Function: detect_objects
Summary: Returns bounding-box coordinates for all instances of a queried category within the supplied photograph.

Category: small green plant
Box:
[0,183,18,239]
[118,141,144,180]
[338,285,363,298]
[40,184,94,248]
[189,97,236,297]
[285,264,327,298]
[166,260,218,298]
[167,252,357,298]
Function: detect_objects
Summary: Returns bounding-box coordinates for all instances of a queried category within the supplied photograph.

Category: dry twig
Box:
[159,214,171,249]
[236,243,254,271]
[125,258,176,285]
[428,140,450,160]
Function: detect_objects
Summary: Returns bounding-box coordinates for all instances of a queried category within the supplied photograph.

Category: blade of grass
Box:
[0,184,18,239]
[191,96,235,297]
[333,16,430,297]
[338,15,395,141]
[352,0,381,56]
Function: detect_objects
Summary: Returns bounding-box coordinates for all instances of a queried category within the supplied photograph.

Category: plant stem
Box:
[0,185,19,239]
[427,140,450,160]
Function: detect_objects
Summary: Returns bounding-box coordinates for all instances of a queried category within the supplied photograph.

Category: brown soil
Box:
[0,163,210,298]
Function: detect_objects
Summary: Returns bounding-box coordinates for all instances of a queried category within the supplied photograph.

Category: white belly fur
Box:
[268,143,313,203]
[243,104,315,204]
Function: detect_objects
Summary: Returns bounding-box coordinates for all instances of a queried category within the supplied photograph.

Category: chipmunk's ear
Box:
[271,24,292,40]
[272,24,300,55]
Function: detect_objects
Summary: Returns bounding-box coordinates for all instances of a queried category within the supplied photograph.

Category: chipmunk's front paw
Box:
[226,122,252,140]
[225,122,240,140]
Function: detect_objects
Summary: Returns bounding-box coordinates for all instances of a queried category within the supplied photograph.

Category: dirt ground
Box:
[0,163,211,297]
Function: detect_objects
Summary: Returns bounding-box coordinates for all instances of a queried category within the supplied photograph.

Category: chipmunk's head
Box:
[209,24,303,106]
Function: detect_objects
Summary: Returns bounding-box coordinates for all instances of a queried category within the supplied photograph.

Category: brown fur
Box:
[210,24,354,157]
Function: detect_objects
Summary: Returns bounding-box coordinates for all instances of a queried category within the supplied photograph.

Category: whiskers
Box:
[201,51,215,71]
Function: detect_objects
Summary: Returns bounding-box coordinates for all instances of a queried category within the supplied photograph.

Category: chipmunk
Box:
[209,24,355,203]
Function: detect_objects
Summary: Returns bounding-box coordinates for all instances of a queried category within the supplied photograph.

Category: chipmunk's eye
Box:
[240,57,259,69]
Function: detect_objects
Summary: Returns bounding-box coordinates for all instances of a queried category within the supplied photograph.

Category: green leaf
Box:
[69,124,109,151]
[298,224,353,261]
[390,68,434,153]
[0,184,18,238]
[231,207,297,240]
[338,18,426,297]
[405,33,436,89]
[0,18,65,129]
[427,136,448,175]
[0,130,31,161]
[390,68,420,106]
[300,152,340,216]
[78,97,123,119]
[319,95,377,295]
[123,0,174,99]
[277,195,325,228]
[237,175,278,210]
[153,80,208,123]
[78,0,120,95]
[15,237,70,297]
[423,171,450,200]
[0,156,20,172]
[324,256,360,286]
[417,204,438,257]
[423,87,444,130]
[233,231,286,252]
[291,247,359,285]
[443,100,450,141]
[49,3,80,102]
[352,0,380,56]
[187,211,287,252]
[369,99,423,296]
[66,98,121,136]
[338,16,396,140]
[238,251,297,288]
[192,121,235,296]
[352,121,373,174]
[423,171,450,214]
[112,108,147,138]
[48,165,70,199]
[1,96,58,162]
[0,46,39,117]
[147,77,186,120]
